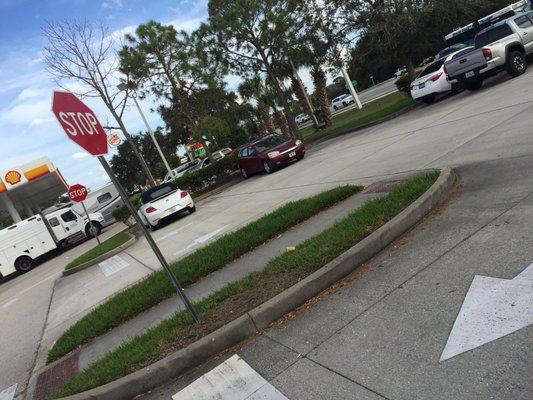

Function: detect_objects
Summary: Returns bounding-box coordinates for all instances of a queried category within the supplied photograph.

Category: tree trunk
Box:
[311,65,332,128]
[273,109,290,137]
[258,101,275,133]
[291,73,320,131]
[404,56,416,83]
[266,72,301,140]
[110,107,157,188]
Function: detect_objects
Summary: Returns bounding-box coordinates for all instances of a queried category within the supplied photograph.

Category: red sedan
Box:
[237,135,305,178]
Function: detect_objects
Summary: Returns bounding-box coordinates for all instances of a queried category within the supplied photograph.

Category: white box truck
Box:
[0,206,105,278]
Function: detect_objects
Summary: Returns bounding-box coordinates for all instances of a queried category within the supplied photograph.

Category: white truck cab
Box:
[0,206,105,278]
[44,207,104,246]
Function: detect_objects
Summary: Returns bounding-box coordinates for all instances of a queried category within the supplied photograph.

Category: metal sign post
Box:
[97,156,199,322]
[52,90,198,323]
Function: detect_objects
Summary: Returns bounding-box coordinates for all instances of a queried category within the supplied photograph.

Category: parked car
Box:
[212,147,233,161]
[182,157,211,176]
[331,94,353,111]
[137,182,195,229]
[163,160,200,182]
[237,134,305,178]
[435,43,468,60]
[295,113,311,125]
[394,67,407,77]
[410,48,472,103]
[444,12,533,91]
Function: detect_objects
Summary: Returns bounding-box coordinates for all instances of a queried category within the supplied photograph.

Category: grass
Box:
[302,91,413,143]
[47,185,362,364]
[48,172,439,399]
[65,232,132,270]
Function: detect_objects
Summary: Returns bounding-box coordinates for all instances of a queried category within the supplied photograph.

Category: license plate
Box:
[418,83,425,89]
[289,151,296,158]
[465,71,475,78]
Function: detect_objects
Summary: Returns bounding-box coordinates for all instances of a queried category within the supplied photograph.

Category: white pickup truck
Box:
[0,206,104,277]
[444,12,533,90]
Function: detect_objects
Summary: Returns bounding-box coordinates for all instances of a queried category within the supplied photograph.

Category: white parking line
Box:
[173,225,229,257]
[156,222,193,243]
[0,383,17,400]
[173,355,288,400]
[0,298,18,310]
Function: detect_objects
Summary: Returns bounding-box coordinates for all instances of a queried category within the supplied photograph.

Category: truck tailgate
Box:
[445,49,487,78]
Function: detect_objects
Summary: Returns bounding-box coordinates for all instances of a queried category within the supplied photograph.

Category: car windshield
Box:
[254,135,288,153]
[436,44,467,59]
[212,152,224,161]
[475,24,513,48]
[419,59,445,77]
[141,184,177,204]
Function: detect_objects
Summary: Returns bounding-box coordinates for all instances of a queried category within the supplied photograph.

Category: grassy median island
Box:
[48,172,439,398]
[65,232,132,270]
[47,185,362,364]
[302,91,413,143]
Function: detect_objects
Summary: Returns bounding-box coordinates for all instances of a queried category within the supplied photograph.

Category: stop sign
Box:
[52,91,108,156]
[68,184,88,203]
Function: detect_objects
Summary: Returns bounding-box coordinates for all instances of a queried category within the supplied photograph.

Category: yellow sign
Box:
[4,170,22,185]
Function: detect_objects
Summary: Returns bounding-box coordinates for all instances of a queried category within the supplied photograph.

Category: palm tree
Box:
[238,76,275,134]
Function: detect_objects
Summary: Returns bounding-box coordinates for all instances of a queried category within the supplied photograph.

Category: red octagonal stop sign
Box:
[52,91,108,156]
[68,184,89,203]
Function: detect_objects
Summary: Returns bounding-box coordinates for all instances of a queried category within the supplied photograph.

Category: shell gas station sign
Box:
[0,159,57,194]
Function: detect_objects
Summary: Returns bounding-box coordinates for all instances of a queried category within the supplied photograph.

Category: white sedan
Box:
[331,94,354,111]
[410,48,471,103]
[138,183,195,229]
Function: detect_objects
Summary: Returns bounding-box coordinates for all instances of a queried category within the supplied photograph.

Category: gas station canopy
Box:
[0,157,68,223]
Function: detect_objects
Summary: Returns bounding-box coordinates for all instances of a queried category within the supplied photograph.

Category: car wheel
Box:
[240,168,248,179]
[85,222,102,238]
[506,51,527,77]
[15,256,33,273]
[422,95,436,104]
[451,82,464,94]
[189,205,196,214]
[263,161,272,174]
[465,79,483,91]
[333,106,338,111]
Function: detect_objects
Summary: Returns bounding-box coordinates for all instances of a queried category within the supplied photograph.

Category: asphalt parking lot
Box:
[1,68,533,397]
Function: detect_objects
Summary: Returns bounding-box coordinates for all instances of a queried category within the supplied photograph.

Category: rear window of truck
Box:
[475,24,513,48]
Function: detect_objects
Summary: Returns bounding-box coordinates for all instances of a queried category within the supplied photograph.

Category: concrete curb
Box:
[57,168,457,400]
[61,235,136,277]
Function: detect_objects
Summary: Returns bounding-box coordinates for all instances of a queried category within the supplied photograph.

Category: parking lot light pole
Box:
[341,66,362,109]
[117,84,174,179]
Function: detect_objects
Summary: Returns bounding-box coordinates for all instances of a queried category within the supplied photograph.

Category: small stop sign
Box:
[68,184,88,203]
[52,91,108,156]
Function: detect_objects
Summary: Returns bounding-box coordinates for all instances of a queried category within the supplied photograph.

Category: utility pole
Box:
[341,66,362,110]
[118,83,174,179]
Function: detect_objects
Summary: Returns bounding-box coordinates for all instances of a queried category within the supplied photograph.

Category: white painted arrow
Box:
[440,263,533,362]
[173,225,229,257]
[173,355,289,400]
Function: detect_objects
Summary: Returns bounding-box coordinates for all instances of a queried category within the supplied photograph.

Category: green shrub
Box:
[112,205,132,226]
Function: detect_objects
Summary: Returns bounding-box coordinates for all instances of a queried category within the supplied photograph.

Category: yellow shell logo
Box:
[5,170,22,185]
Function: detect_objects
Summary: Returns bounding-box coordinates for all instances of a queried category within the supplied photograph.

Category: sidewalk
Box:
[142,156,533,400]
[27,176,413,400]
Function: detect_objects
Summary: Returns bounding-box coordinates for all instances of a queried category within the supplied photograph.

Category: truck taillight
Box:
[180,191,189,198]
[429,72,443,82]
[146,206,157,214]
[482,48,492,61]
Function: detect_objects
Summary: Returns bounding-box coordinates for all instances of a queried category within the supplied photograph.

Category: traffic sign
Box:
[52,91,108,156]
[68,184,88,203]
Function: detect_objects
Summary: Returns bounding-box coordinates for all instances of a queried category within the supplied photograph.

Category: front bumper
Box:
[269,146,305,167]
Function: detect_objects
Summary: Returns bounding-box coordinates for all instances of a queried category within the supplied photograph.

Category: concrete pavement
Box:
[1,68,532,398]
[0,223,125,396]
[142,155,533,400]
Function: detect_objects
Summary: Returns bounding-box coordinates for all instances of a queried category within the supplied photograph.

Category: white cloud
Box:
[72,152,90,159]
[102,0,123,9]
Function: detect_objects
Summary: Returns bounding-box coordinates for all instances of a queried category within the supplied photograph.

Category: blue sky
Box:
[0,0,208,190]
